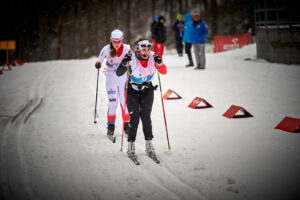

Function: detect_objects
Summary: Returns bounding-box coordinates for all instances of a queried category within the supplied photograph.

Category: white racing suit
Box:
[97,44,130,126]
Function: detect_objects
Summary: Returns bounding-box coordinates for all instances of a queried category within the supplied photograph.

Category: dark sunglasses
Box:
[141,44,151,48]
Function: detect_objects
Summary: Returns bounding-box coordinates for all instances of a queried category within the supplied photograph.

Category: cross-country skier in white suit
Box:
[95,29,131,139]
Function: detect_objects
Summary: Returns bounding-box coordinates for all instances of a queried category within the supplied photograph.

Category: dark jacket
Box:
[173,20,185,38]
[153,16,166,43]
[151,15,160,39]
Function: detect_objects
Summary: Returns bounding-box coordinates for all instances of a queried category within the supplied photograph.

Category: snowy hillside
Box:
[0,44,299,200]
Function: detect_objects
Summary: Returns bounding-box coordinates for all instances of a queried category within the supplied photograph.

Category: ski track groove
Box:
[134,142,207,200]
[0,66,54,200]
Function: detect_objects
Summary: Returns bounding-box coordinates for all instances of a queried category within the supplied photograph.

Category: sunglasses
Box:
[140,44,151,48]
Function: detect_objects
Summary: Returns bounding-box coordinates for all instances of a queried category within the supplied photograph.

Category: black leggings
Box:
[175,37,183,54]
[185,43,193,63]
[126,86,154,142]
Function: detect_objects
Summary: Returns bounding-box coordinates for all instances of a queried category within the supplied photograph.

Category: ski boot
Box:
[145,140,160,163]
[127,141,139,165]
[107,124,115,141]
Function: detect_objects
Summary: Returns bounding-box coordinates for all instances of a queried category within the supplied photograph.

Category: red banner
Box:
[213,33,251,53]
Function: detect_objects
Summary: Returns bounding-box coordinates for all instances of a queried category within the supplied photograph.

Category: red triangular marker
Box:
[275,117,300,133]
[223,105,253,118]
[15,59,24,66]
[188,97,213,109]
[4,64,12,70]
[163,89,182,100]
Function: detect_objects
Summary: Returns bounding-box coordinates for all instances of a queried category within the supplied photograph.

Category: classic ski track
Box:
[134,142,207,200]
[0,66,54,200]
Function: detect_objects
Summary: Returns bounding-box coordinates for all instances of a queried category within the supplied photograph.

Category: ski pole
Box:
[94,68,100,124]
[157,70,171,150]
[120,60,131,152]
[120,75,129,152]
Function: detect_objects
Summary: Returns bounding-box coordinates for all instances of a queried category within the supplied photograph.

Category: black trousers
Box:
[175,37,183,54]
[127,86,154,142]
[185,43,193,64]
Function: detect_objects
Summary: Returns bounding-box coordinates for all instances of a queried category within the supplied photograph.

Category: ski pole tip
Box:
[120,149,123,152]
[168,146,171,150]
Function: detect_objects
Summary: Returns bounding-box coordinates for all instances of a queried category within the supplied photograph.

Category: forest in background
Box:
[0,0,253,62]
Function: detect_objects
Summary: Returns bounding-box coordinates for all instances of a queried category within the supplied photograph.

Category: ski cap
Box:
[137,40,152,50]
[177,13,183,19]
[110,29,123,42]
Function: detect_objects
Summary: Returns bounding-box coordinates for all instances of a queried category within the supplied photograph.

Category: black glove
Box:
[121,51,132,65]
[95,62,101,69]
[153,53,162,64]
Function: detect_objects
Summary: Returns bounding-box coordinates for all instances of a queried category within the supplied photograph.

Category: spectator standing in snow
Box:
[95,29,131,140]
[190,13,208,69]
[116,39,167,159]
[182,13,194,67]
[173,13,184,56]
[152,15,166,59]
[151,15,160,52]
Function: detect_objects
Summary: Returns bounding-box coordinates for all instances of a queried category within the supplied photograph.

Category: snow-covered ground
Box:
[0,44,299,200]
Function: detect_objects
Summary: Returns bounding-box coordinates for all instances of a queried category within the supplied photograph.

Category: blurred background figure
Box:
[182,13,194,67]
[151,14,160,53]
[190,13,208,70]
[152,15,166,59]
[173,13,184,57]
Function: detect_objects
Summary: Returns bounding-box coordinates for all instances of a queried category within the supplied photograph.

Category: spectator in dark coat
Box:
[152,15,166,59]
[151,15,160,49]
[173,13,184,56]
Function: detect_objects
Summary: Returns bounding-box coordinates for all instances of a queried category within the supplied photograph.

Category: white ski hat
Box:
[110,29,123,42]
[137,40,152,50]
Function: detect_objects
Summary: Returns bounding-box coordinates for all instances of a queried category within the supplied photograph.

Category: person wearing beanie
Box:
[94,29,131,140]
[151,14,161,49]
[116,39,167,163]
[152,15,167,59]
[190,13,208,69]
[173,13,185,56]
[182,13,194,67]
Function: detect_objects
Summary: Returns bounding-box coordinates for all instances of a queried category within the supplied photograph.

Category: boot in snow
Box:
[185,62,194,67]
[145,140,160,163]
[107,124,115,137]
[145,140,156,156]
[127,141,135,155]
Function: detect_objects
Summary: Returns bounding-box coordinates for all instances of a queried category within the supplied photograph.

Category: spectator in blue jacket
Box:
[173,14,184,56]
[182,13,194,67]
[190,13,208,69]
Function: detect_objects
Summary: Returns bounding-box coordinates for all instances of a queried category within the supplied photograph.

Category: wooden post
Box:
[6,41,9,67]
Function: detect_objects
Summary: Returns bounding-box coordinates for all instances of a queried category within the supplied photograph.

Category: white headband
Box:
[137,40,152,50]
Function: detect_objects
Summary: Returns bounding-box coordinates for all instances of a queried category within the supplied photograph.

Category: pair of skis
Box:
[108,135,160,165]
[128,152,160,165]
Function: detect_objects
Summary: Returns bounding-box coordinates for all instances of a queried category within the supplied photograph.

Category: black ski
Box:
[128,153,140,165]
[147,152,160,164]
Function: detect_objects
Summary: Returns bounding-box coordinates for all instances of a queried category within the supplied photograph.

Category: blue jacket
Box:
[190,19,208,44]
[182,13,193,43]
[173,20,184,38]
